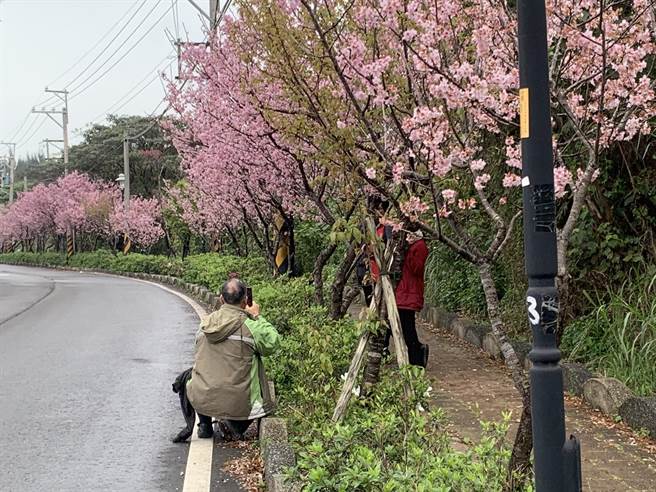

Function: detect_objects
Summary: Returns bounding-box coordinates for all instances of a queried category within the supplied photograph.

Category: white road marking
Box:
[90,274,213,492]
[130,279,213,492]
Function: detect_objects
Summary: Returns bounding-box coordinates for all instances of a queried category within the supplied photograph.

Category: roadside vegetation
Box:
[0,251,527,490]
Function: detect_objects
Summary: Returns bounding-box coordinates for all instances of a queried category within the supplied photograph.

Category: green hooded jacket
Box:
[186,304,280,420]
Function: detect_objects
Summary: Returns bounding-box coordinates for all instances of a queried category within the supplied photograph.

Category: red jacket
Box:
[395,239,429,311]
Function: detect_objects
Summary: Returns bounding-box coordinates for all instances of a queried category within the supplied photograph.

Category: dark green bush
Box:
[182,254,269,292]
[0,252,67,267]
[424,246,487,320]
[0,251,184,277]
[294,221,330,275]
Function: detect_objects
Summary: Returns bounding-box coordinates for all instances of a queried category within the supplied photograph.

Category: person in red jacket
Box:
[395,229,429,367]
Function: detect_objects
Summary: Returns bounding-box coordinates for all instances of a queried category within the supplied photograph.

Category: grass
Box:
[562,268,656,396]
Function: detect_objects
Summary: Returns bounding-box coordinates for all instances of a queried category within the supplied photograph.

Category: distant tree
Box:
[68,115,181,198]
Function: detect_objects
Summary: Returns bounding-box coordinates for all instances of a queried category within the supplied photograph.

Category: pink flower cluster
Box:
[0,172,163,249]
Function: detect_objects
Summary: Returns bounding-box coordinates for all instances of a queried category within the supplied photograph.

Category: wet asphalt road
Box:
[0,265,198,491]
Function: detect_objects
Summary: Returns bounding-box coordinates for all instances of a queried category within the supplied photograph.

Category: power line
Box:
[91,54,174,124]
[13,114,42,145]
[64,0,150,92]
[48,0,143,88]
[4,0,144,138]
[8,112,33,142]
[172,0,180,39]
[111,66,171,116]
[16,116,48,148]
[70,1,174,100]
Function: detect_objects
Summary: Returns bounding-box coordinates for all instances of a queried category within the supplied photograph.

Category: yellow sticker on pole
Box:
[519,88,529,139]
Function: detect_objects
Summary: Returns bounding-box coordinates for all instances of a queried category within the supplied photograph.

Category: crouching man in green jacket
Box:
[187,278,280,440]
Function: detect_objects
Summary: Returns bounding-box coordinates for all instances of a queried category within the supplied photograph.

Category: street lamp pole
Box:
[122,133,130,209]
[517,1,582,491]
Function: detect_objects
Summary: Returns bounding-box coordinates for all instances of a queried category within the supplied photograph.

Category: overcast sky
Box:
[0,0,209,160]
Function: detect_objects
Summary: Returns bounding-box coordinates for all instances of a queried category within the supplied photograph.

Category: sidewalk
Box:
[419,321,656,491]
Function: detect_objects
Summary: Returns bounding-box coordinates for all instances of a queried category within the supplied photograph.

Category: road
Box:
[0,265,199,491]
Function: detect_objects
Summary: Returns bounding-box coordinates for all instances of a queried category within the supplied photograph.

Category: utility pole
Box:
[123,132,130,209]
[209,0,219,29]
[517,1,582,491]
[185,1,230,31]
[33,88,69,173]
[42,139,64,161]
[0,142,16,203]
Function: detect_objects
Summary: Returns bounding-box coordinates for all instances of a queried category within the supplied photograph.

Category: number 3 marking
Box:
[527,296,540,325]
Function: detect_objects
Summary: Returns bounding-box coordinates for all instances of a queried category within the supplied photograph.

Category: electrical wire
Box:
[110,66,172,117]
[93,59,175,124]
[47,0,142,88]
[5,0,146,122]
[172,0,180,39]
[63,0,151,91]
[70,1,174,100]
[89,51,175,124]
[8,112,33,143]
[16,116,48,148]
[12,114,42,146]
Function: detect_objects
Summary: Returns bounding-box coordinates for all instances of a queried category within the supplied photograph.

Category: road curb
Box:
[258,383,299,492]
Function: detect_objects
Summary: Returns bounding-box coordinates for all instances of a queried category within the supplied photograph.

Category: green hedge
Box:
[0,251,185,277]
[181,253,269,292]
[562,267,656,396]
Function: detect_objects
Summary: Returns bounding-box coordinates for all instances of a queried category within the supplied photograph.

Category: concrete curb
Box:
[619,396,656,438]
[259,418,297,492]
[258,382,299,492]
[583,377,632,416]
[418,303,656,438]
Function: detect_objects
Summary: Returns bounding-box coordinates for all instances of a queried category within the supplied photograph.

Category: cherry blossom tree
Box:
[216,0,655,479]
[110,197,165,249]
[0,172,165,252]
[165,22,360,300]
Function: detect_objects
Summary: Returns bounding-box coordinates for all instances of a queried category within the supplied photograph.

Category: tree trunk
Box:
[478,262,532,483]
[555,274,572,346]
[507,398,533,490]
[226,226,243,256]
[330,244,356,319]
[182,235,190,260]
[312,242,337,305]
[340,285,361,315]
[362,300,388,393]
[287,216,297,276]
[242,226,249,256]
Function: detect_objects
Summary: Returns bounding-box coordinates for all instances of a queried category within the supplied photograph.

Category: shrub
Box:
[0,252,67,267]
[182,254,269,292]
[0,251,184,277]
[562,268,656,396]
[260,278,526,491]
[294,221,330,275]
[424,245,487,320]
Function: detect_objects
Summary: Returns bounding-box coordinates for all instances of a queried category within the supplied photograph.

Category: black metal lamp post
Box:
[517,1,582,490]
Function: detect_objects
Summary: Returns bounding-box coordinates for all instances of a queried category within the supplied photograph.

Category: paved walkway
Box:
[418,321,656,491]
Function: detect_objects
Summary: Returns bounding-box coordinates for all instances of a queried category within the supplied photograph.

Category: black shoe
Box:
[172,427,193,443]
[421,343,430,368]
[197,422,214,439]
[216,420,238,441]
